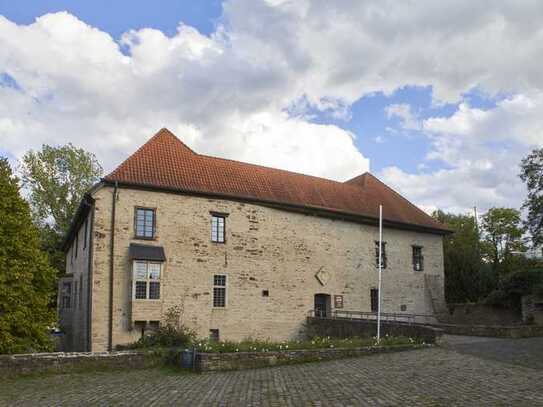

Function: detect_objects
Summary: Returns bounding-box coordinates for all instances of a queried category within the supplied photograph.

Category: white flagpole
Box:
[377,204,383,343]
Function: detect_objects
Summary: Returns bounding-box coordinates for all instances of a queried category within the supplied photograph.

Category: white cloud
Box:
[381,94,543,213]
[0,11,369,180]
[1,1,543,212]
[227,0,543,105]
[385,104,420,130]
[424,95,543,147]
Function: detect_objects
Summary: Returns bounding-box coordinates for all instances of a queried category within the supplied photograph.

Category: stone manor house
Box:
[58,128,449,351]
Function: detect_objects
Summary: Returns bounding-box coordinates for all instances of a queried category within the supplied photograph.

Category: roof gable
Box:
[104,128,449,233]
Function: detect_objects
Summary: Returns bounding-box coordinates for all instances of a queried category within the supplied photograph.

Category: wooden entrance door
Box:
[314,294,331,317]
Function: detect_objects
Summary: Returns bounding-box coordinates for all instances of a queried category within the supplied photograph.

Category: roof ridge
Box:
[198,152,368,187]
[105,128,195,179]
[156,128,198,154]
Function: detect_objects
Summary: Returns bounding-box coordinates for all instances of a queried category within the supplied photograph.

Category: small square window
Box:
[262,290,269,297]
[210,329,220,342]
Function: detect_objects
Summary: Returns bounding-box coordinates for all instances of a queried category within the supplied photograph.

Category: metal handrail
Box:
[307,309,437,325]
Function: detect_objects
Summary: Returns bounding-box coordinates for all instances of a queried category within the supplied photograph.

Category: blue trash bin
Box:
[181,349,194,368]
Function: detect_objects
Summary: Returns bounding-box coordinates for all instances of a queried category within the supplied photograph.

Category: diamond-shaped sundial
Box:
[315,267,330,286]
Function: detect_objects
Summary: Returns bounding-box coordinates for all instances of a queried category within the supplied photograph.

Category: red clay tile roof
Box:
[104,128,449,234]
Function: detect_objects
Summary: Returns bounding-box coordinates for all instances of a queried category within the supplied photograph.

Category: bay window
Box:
[133,260,161,300]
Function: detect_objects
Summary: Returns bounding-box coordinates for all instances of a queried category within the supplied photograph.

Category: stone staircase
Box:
[424,274,449,323]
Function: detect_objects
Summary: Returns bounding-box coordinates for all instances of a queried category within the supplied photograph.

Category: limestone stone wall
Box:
[194,344,429,372]
[0,351,159,377]
[89,185,445,351]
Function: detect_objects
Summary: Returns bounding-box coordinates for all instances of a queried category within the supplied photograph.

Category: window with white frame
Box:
[412,246,424,271]
[374,241,387,269]
[213,275,226,307]
[61,282,72,309]
[135,207,156,239]
[211,215,225,243]
[133,261,161,300]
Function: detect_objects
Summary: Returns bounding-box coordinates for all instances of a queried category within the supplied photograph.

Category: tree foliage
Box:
[480,207,526,276]
[433,210,495,303]
[520,148,543,246]
[21,144,103,235]
[20,144,102,273]
[0,158,56,353]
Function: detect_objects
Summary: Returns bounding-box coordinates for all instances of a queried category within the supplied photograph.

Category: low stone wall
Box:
[0,350,160,378]
[522,295,543,325]
[195,344,429,372]
[440,323,543,338]
[445,303,521,326]
[304,317,443,343]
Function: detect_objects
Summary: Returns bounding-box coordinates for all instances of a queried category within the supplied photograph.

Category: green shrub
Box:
[482,269,543,309]
[483,289,510,306]
[192,335,421,353]
[120,306,196,350]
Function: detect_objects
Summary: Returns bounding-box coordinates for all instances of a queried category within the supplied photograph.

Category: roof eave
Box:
[102,179,452,236]
[61,182,101,251]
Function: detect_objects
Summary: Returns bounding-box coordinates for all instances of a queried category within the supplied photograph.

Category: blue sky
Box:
[0,0,223,37]
[1,1,541,214]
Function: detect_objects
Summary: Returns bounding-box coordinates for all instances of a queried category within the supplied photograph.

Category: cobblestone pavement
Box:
[1,346,542,406]
[442,334,543,370]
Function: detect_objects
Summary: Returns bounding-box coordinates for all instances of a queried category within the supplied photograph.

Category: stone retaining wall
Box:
[304,317,443,343]
[445,303,521,326]
[194,344,430,372]
[439,323,543,338]
[0,350,160,377]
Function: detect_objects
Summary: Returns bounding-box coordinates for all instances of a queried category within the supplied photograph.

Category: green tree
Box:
[520,148,543,246]
[0,158,56,353]
[480,207,526,276]
[433,210,494,303]
[20,144,102,272]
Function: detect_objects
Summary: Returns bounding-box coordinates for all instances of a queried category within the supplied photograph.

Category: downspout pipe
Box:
[86,203,95,352]
[108,182,118,352]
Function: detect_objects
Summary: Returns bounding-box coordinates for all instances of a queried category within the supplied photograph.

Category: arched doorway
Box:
[314,294,331,318]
